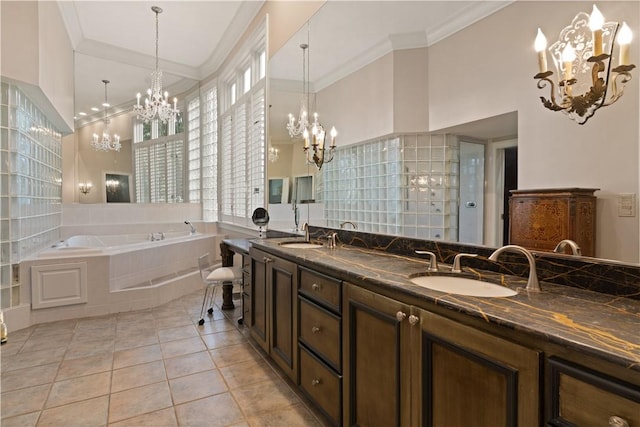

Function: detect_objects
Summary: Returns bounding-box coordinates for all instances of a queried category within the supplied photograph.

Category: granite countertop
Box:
[247,237,640,372]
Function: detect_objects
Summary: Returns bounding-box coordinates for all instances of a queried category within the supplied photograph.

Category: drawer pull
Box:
[609,416,629,427]
[396,311,407,322]
[311,378,321,387]
[311,326,322,334]
[311,283,320,291]
[408,315,419,326]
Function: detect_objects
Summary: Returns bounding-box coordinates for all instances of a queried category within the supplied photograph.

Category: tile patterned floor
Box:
[0,290,327,426]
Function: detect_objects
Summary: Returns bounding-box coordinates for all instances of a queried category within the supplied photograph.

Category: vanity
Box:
[222,234,640,427]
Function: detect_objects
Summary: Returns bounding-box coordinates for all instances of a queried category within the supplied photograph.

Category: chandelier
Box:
[534,5,635,124]
[133,6,178,124]
[268,145,279,163]
[92,80,121,152]
[286,42,337,170]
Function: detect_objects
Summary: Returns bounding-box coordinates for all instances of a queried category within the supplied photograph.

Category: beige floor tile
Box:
[108,407,178,427]
[116,320,156,336]
[38,395,109,427]
[160,336,206,359]
[219,359,281,390]
[209,342,263,368]
[0,411,40,427]
[201,329,247,350]
[0,384,49,419]
[108,381,173,423]
[153,315,193,330]
[1,348,65,372]
[113,344,162,369]
[1,362,59,392]
[169,369,228,405]
[164,351,215,379]
[72,325,116,342]
[56,353,114,381]
[196,318,237,335]
[0,340,24,356]
[20,332,73,353]
[114,331,158,351]
[232,379,300,417]
[157,324,199,343]
[31,319,77,336]
[64,337,115,360]
[246,404,324,427]
[174,393,244,427]
[46,371,111,408]
[111,360,167,393]
[117,310,154,323]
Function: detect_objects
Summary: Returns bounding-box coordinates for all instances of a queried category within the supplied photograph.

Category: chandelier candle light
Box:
[286,43,337,170]
[92,80,121,152]
[133,6,178,123]
[534,5,635,124]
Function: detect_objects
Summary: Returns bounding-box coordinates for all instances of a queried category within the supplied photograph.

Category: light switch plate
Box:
[618,193,636,217]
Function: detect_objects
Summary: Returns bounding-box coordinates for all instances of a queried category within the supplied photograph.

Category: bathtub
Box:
[24,230,223,323]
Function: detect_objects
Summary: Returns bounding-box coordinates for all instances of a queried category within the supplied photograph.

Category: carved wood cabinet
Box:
[508,188,598,257]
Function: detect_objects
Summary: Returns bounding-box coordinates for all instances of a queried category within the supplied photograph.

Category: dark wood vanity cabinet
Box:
[297,266,343,426]
[249,247,298,382]
[241,254,251,327]
[546,357,640,427]
[509,188,598,257]
[343,284,541,427]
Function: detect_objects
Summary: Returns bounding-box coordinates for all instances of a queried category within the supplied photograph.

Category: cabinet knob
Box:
[311,326,322,334]
[408,315,419,326]
[609,416,630,427]
[263,257,273,263]
[396,311,407,322]
[311,378,321,387]
[311,283,320,291]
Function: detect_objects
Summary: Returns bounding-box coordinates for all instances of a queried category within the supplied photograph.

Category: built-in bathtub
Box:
[22,230,223,324]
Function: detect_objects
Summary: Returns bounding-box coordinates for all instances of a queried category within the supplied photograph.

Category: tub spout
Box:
[184,220,196,235]
[488,245,540,292]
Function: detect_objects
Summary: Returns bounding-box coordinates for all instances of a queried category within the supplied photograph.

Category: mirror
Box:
[268,1,640,264]
[105,173,131,203]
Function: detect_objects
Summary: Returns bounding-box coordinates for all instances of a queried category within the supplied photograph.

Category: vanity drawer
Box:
[299,297,341,372]
[299,345,342,426]
[299,266,341,312]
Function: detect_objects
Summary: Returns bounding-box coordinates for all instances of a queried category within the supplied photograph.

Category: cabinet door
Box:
[417,309,541,427]
[269,255,298,382]
[241,254,251,327]
[547,357,640,427]
[249,248,269,353]
[343,284,412,427]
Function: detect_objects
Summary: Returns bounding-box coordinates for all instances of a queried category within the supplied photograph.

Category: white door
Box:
[458,141,485,244]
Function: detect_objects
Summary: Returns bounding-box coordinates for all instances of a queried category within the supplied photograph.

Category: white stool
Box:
[198,253,242,325]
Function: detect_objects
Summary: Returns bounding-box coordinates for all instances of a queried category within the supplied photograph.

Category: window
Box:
[187,96,201,202]
[243,67,251,94]
[201,86,218,221]
[230,82,237,106]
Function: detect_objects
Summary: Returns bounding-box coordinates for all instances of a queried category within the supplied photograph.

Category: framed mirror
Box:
[105,173,131,203]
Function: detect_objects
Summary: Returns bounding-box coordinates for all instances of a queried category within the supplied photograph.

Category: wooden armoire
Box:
[508,188,598,257]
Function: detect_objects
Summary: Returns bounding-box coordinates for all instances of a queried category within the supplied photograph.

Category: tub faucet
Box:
[340,221,358,230]
[184,220,196,235]
[553,239,582,256]
[488,245,540,292]
[301,222,310,242]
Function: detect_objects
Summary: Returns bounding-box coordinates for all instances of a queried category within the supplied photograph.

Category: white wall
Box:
[428,1,639,262]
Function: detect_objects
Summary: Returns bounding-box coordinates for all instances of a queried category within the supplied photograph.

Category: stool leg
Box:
[206,284,217,315]
[199,285,213,325]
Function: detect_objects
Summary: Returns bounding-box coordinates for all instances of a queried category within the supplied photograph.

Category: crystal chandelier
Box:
[133,6,178,123]
[268,145,279,163]
[92,80,121,152]
[286,41,337,170]
[534,5,635,124]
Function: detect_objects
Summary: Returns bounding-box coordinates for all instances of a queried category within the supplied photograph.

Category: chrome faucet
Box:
[488,245,540,292]
[451,253,478,273]
[301,222,310,242]
[415,250,439,272]
[184,220,196,235]
[340,221,358,230]
[553,239,582,256]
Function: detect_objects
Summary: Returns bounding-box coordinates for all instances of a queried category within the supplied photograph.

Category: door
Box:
[269,255,297,381]
[249,248,269,353]
[502,147,518,245]
[458,141,485,245]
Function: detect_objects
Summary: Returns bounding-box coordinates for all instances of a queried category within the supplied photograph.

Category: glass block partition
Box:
[322,133,459,240]
[0,83,63,309]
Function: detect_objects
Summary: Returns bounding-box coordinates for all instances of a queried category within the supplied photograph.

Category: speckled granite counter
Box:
[247,237,640,373]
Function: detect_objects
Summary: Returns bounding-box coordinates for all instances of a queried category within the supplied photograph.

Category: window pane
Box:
[244,67,251,94]
[230,83,236,105]
[259,51,266,80]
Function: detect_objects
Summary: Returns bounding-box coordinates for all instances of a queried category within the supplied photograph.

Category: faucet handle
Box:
[415,250,438,272]
[452,253,478,273]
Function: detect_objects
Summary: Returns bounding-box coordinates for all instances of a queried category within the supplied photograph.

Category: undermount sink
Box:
[278,241,324,249]
[409,275,518,298]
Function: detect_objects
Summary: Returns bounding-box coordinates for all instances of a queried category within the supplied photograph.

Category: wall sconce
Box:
[268,145,279,163]
[79,181,92,195]
[534,5,635,124]
[105,179,120,194]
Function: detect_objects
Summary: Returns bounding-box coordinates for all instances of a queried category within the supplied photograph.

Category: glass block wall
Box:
[0,83,63,309]
[323,133,460,240]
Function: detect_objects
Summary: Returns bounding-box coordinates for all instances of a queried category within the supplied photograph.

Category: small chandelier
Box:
[133,6,178,124]
[534,5,635,125]
[92,80,121,152]
[78,181,92,195]
[268,145,279,163]
[286,42,337,170]
[106,179,120,194]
